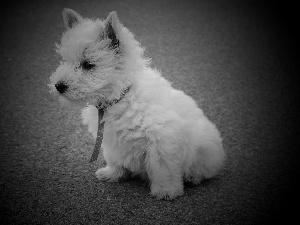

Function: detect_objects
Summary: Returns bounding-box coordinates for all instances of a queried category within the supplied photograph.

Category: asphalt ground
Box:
[0,0,298,224]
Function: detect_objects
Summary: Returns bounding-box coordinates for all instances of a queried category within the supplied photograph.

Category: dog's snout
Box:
[55,82,68,94]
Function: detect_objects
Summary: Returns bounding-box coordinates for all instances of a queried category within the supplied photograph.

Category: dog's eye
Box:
[81,60,96,70]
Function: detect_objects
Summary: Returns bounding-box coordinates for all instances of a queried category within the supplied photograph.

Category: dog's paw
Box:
[150,183,184,200]
[183,174,203,186]
[95,166,125,182]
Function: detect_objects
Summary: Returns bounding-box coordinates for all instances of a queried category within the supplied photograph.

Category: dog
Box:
[49,8,225,200]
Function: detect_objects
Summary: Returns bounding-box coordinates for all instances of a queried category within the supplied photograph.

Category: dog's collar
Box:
[96,85,131,110]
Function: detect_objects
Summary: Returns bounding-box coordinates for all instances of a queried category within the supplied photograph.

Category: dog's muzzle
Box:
[55,82,68,94]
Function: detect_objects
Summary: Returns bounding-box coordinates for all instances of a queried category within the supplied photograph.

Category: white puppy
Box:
[49,9,225,199]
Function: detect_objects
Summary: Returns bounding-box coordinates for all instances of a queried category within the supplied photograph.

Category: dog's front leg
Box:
[95,143,128,182]
[146,141,184,200]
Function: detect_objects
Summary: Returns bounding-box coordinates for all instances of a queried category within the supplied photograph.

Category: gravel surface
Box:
[0,0,298,224]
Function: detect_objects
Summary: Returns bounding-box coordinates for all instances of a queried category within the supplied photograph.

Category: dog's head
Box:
[49,9,148,107]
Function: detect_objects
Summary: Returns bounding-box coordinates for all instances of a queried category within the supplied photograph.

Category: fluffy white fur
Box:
[49,9,225,200]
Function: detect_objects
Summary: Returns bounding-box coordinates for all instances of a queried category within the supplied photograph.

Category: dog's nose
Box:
[55,82,68,94]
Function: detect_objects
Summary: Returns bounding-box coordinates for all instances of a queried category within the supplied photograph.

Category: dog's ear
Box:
[104,11,120,50]
[62,8,83,29]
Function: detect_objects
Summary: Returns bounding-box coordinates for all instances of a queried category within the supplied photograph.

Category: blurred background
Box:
[0,0,298,224]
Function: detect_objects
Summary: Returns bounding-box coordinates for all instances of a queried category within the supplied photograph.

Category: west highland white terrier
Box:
[49,8,225,200]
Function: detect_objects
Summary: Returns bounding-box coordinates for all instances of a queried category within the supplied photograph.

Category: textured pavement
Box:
[0,0,298,224]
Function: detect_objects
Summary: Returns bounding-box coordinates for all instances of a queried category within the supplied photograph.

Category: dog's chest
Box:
[102,121,148,173]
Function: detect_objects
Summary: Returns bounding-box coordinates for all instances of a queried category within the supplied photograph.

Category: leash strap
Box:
[89,108,105,162]
[88,86,131,162]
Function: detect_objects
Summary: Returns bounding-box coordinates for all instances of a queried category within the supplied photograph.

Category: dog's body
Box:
[49,9,225,199]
